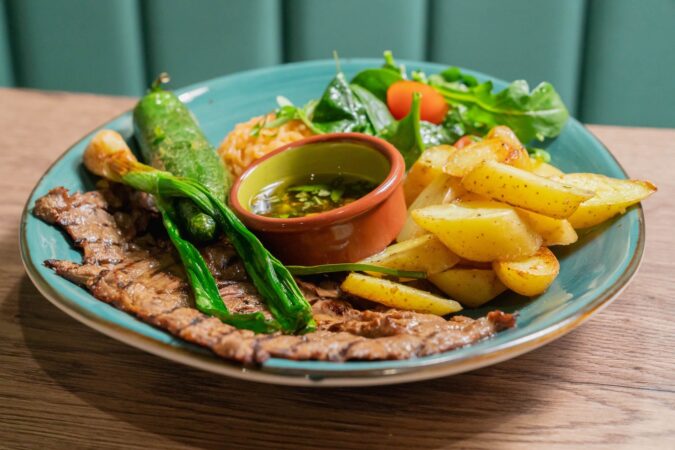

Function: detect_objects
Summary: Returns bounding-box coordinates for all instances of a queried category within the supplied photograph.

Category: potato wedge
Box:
[530,160,564,178]
[486,126,533,170]
[517,209,578,246]
[461,161,595,218]
[341,273,462,315]
[557,173,657,228]
[429,268,507,308]
[404,145,455,205]
[493,247,560,296]
[456,258,493,270]
[397,173,465,242]
[412,201,542,262]
[362,234,460,275]
[454,191,491,203]
[444,138,525,177]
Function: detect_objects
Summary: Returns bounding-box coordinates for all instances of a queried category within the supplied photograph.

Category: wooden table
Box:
[1,88,673,449]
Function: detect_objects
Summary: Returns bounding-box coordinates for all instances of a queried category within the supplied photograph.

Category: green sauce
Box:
[251,173,377,218]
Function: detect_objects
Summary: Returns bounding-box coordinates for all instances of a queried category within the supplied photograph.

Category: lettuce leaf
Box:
[429,74,569,143]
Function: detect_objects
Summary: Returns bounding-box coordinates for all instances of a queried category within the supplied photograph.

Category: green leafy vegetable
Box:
[429,74,569,143]
[350,69,402,102]
[350,83,394,133]
[437,66,479,87]
[379,93,425,168]
[310,72,372,133]
[268,74,375,135]
[265,96,318,132]
[350,50,405,102]
[269,51,568,171]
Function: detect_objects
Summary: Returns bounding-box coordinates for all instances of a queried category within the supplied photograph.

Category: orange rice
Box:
[217,113,314,178]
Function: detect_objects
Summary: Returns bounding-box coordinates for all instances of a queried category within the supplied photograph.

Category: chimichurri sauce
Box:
[251,174,377,218]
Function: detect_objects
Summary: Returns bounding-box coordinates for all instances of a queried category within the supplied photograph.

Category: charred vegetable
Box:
[134,73,231,241]
[84,130,314,334]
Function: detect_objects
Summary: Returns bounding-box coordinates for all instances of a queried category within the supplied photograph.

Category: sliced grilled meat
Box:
[34,187,515,364]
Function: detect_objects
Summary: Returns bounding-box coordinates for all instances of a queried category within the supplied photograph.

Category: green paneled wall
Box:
[143,0,282,89]
[580,0,675,127]
[0,0,13,86]
[7,0,145,95]
[429,0,586,114]
[285,0,427,61]
[0,0,672,128]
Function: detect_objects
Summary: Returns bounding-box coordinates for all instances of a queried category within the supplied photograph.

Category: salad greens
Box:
[265,51,569,168]
[379,93,425,168]
[428,74,569,143]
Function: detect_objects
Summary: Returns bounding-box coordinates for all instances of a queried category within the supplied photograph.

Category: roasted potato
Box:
[557,173,657,228]
[443,138,527,177]
[530,160,565,178]
[341,273,462,315]
[517,209,578,246]
[456,258,493,269]
[362,234,460,276]
[403,145,455,205]
[461,161,595,218]
[397,173,465,242]
[486,126,533,171]
[412,201,542,262]
[429,268,507,307]
[453,191,491,203]
[493,247,560,296]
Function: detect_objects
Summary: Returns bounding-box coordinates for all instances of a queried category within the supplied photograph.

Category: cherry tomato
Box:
[454,135,481,149]
[386,80,449,124]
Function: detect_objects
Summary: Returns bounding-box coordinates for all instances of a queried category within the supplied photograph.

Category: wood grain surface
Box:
[0,88,673,450]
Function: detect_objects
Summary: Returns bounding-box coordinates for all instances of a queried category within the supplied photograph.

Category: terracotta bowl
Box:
[229,133,407,265]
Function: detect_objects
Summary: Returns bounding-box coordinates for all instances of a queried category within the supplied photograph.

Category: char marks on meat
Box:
[34,187,516,364]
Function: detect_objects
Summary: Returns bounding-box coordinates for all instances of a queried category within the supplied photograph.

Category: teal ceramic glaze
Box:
[20,60,645,386]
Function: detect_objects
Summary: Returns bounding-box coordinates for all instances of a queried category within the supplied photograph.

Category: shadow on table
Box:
[14,275,570,449]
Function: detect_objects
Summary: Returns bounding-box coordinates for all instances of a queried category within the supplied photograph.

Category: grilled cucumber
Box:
[133,74,231,241]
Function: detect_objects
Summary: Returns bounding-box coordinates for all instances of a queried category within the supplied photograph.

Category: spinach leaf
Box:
[379,93,424,169]
[429,74,569,143]
[350,84,394,134]
[350,51,406,102]
[311,72,371,133]
[350,69,402,102]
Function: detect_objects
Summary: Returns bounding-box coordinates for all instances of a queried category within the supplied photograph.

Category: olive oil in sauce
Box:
[251,174,377,218]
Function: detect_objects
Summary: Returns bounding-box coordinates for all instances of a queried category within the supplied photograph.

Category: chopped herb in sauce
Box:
[251,174,377,218]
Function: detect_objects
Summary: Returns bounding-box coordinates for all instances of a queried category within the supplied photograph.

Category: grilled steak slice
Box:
[35,187,515,364]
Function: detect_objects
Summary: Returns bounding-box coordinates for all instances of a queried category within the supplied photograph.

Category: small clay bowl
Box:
[229,133,406,265]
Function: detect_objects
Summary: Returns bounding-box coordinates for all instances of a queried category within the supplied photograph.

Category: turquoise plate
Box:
[20,60,644,386]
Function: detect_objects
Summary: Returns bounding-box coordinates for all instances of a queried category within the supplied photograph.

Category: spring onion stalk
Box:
[84,130,315,333]
[157,198,280,333]
[287,264,426,279]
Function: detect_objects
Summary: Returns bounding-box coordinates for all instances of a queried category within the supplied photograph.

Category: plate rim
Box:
[19,60,646,387]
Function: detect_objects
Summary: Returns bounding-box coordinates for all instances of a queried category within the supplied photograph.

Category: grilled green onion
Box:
[84,130,315,334]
